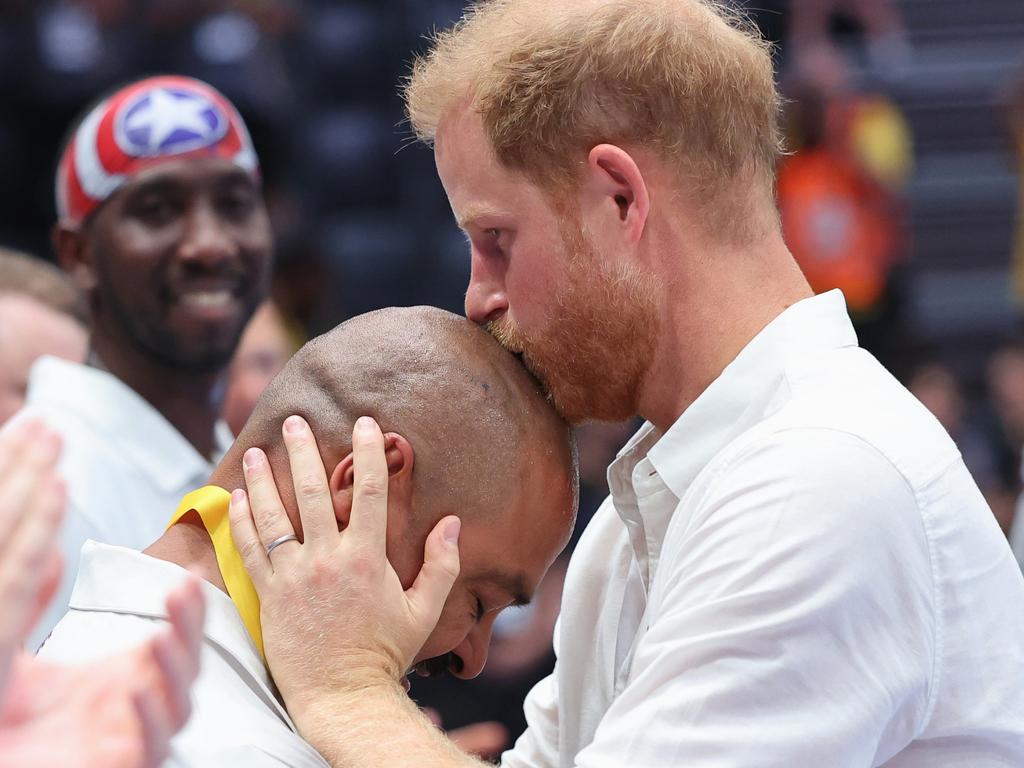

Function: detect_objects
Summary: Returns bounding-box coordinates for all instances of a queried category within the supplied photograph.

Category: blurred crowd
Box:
[1,0,1024,761]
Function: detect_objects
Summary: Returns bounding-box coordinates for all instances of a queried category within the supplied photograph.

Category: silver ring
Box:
[265,533,299,557]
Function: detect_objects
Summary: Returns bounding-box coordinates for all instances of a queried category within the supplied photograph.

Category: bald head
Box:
[214,306,576,529]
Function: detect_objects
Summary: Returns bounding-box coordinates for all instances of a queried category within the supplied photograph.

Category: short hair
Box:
[0,247,87,325]
[405,0,781,236]
[233,306,578,526]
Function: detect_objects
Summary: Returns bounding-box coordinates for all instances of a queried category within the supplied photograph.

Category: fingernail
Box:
[231,488,246,505]
[443,518,461,546]
[355,416,376,433]
[243,447,264,469]
[284,415,306,435]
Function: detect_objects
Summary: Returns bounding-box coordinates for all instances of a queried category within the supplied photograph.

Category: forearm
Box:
[289,678,489,768]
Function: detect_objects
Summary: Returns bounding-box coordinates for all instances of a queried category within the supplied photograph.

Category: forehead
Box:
[434,108,537,223]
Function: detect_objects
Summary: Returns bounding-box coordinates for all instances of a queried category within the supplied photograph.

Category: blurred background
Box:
[1,0,1023,759]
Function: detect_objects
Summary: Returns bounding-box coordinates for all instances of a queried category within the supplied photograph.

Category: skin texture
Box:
[0,295,88,425]
[0,419,206,768]
[52,156,272,456]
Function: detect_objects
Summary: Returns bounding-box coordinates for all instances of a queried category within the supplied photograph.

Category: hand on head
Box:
[0,418,207,768]
[227,414,462,712]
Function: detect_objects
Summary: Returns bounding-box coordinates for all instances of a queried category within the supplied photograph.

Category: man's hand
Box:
[0,578,206,768]
[0,417,207,767]
[0,419,66,691]
[228,415,462,714]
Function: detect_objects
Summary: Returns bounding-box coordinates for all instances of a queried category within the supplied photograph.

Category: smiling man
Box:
[8,75,271,648]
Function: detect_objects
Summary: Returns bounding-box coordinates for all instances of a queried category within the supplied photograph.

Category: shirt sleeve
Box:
[573,428,937,768]
[501,625,563,768]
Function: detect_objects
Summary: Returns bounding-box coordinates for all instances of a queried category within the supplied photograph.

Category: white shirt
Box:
[5,356,232,649]
[38,542,330,767]
[504,290,1024,768]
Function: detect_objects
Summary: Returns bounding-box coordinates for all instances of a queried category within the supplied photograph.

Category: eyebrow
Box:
[456,204,512,231]
[475,569,533,608]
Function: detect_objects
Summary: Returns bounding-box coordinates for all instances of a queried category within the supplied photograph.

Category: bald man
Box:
[37,307,577,767]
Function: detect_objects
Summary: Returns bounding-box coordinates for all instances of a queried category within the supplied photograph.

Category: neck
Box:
[638,228,813,432]
[89,331,225,457]
[145,520,227,593]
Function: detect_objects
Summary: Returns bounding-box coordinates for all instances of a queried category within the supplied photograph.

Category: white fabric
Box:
[4,356,232,649]
[504,290,1024,768]
[38,542,330,767]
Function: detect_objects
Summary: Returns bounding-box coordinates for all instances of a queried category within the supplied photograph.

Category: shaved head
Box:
[214,306,576,529]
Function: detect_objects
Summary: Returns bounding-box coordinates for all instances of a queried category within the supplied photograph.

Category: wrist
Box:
[281,666,403,724]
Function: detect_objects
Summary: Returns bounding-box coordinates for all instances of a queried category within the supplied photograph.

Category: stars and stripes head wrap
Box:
[55,75,259,226]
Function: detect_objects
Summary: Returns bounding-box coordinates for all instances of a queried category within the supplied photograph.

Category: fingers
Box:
[228,488,271,586]
[21,549,63,638]
[0,423,62,546]
[0,474,66,641]
[147,577,205,729]
[241,446,296,553]
[281,415,337,548]
[346,417,389,550]
[406,516,461,631]
[132,686,173,768]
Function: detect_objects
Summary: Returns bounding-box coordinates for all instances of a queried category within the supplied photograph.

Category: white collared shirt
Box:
[4,356,232,649]
[504,291,1024,768]
[38,542,330,767]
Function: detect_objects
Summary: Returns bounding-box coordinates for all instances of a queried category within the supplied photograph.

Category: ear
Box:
[582,144,650,244]
[328,432,415,530]
[52,222,98,293]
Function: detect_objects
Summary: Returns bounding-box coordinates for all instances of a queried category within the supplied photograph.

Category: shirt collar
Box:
[26,356,232,492]
[644,289,858,499]
[68,541,293,728]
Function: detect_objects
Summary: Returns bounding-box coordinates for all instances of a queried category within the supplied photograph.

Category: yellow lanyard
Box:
[168,486,264,658]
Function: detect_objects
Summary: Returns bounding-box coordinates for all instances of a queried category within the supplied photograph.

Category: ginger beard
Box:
[487,221,659,424]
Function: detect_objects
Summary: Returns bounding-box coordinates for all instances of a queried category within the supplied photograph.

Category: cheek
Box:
[505,247,564,329]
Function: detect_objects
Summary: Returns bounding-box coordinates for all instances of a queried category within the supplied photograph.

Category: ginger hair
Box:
[405,0,782,237]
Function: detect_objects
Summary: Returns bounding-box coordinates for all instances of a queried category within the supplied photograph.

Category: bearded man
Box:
[231,1,1024,767]
[7,75,272,648]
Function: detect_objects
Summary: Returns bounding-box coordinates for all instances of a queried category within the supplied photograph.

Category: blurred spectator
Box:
[0,247,88,425]
[222,300,300,434]
[906,359,1007,521]
[7,75,272,648]
[777,50,911,368]
[989,342,1024,556]
[789,0,910,73]
[1006,69,1024,308]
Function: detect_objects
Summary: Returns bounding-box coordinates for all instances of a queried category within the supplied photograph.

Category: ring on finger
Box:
[265,533,299,558]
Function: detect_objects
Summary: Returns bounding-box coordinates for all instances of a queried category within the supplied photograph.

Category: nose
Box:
[177,202,237,268]
[449,616,497,680]
[464,250,509,325]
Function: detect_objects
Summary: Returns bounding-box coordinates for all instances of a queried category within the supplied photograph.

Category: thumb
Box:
[406,516,461,631]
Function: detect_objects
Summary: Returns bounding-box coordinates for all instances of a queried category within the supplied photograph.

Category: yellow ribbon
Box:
[168,486,264,658]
